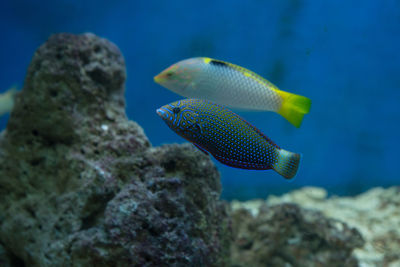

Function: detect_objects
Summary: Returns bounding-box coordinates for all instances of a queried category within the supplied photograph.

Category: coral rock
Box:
[232,186,400,267]
[230,203,364,267]
[267,187,400,267]
[0,33,230,266]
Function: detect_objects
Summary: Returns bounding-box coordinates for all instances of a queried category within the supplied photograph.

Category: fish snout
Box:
[154,74,162,84]
[156,108,164,116]
[156,107,169,120]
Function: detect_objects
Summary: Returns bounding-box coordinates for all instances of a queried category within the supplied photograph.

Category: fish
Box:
[156,99,301,179]
[154,57,311,128]
[0,86,18,117]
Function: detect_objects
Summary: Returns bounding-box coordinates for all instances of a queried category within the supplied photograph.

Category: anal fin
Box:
[193,143,209,155]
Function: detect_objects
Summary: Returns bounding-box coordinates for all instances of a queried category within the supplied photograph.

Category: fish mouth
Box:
[154,74,162,84]
[156,107,171,120]
[156,108,165,116]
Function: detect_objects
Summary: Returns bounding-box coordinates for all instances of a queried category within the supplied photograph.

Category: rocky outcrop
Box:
[231,187,400,267]
[230,203,364,267]
[0,33,230,266]
[0,242,14,267]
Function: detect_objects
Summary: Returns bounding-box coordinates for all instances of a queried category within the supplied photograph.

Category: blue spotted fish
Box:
[156,99,301,179]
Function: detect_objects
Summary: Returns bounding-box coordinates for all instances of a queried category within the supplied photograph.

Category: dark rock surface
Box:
[230,203,365,267]
[0,33,230,266]
[0,242,14,267]
[264,187,400,266]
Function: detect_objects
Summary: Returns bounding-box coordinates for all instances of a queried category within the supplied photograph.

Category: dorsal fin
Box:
[209,59,228,67]
[241,117,280,149]
[214,104,281,149]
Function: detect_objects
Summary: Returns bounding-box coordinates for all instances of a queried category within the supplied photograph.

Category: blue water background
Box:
[1,0,399,200]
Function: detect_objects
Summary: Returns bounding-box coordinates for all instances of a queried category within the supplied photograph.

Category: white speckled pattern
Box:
[179,58,282,111]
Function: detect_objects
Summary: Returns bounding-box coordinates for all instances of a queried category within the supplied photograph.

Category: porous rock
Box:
[232,187,400,267]
[0,33,230,266]
[266,187,400,267]
[230,203,364,267]
[0,242,14,267]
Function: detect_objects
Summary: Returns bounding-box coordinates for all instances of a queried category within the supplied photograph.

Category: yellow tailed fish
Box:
[154,57,311,128]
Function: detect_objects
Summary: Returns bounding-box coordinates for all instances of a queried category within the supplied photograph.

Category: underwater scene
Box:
[0,0,399,266]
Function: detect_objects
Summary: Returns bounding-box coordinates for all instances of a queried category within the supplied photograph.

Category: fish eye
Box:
[172,107,181,114]
[166,72,173,77]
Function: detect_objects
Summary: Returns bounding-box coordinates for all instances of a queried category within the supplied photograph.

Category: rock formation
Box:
[231,187,400,267]
[0,33,230,267]
[230,203,364,266]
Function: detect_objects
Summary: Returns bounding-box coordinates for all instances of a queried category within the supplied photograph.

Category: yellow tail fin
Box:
[276,89,311,128]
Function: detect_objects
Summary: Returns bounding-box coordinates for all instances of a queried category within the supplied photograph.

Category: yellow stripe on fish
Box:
[154,57,311,128]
